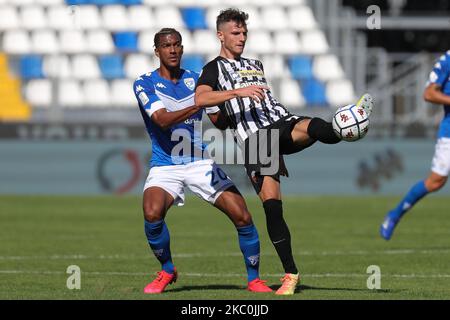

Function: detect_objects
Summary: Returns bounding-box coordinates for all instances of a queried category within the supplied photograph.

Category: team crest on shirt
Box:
[184,78,195,91]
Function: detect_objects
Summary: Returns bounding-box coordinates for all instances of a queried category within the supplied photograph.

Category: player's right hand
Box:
[235,85,268,103]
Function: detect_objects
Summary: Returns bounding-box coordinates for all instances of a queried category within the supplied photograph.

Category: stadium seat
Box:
[83,79,111,107]
[114,32,138,52]
[124,54,155,79]
[179,29,194,54]
[60,30,87,54]
[138,30,156,54]
[288,6,318,30]
[299,30,329,55]
[0,6,20,30]
[9,0,35,5]
[20,55,44,79]
[181,54,204,73]
[65,0,90,5]
[261,6,288,31]
[47,6,75,30]
[71,54,101,79]
[154,7,184,29]
[91,0,120,5]
[192,30,218,54]
[239,6,262,30]
[99,55,125,79]
[274,31,300,54]
[313,54,345,82]
[181,7,208,30]
[142,0,171,6]
[326,79,355,106]
[279,0,305,5]
[78,5,101,30]
[288,55,313,80]
[128,5,154,31]
[3,30,31,54]
[245,30,272,55]
[43,55,72,79]
[248,0,276,7]
[86,30,114,54]
[279,79,305,109]
[110,79,135,107]
[102,5,129,31]
[31,30,59,54]
[302,78,328,105]
[35,0,65,5]
[58,80,84,108]
[121,0,142,5]
[20,6,47,30]
[260,54,287,79]
[25,79,52,108]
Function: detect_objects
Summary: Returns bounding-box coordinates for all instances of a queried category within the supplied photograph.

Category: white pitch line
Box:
[1,248,450,261]
[1,270,450,279]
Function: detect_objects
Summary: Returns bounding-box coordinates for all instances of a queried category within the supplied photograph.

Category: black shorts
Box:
[243,114,314,194]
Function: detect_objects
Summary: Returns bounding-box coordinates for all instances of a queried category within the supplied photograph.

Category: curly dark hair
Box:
[153,28,182,48]
[216,8,248,31]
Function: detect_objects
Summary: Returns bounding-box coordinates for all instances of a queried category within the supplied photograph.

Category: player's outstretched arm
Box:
[195,84,268,107]
[423,83,450,105]
[151,106,200,130]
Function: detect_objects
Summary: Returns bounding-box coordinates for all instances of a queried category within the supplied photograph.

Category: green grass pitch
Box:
[1,195,450,300]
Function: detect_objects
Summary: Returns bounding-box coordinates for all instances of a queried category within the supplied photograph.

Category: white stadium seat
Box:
[31,30,59,54]
[102,5,129,31]
[35,0,64,5]
[279,79,305,109]
[86,30,114,54]
[71,54,100,80]
[278,0,306,6]
[0,6,19,30]
[43,55,72,79]
[288,6,318,31]
[124,54,155,79]
[83,79,111,108]
[78,5,101,30]
[154,7,184,29]
[20,6,47,30]
[25,79,52,108]
[299,30,329,55]
[128,5,155,31]
[260,54,287,79]
[60,30,87,54]
[179,29,194,54]
[239,6,261,30]
[245,30,272,55]
[47,6,75,30]
[3,30,31,54]
[138,30,157,54]
[143,0,173,5]
[248,0,275,6]
[313,54,345,82]
[192,30,218,54]
[111,79,136,108]
[273,31,300,54]
[173,0,199,6]
[9,0,35,5]
[261,6,288,31]
[58,80,84,108]
[326,79,356,107]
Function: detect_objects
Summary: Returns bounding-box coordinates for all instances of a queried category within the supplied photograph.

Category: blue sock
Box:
[144,219,174,274]
[389,180,429,220]
[237,224,260,282]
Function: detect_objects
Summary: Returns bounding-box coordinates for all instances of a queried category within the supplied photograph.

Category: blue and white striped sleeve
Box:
[133,77,166,117]
[427,52,450,87]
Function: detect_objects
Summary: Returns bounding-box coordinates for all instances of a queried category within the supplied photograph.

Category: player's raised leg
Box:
[380,172,447,240]
[142,186,177,294]
[213,186,272,292]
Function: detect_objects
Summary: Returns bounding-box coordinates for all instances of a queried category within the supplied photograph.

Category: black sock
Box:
[307,117,341,144]
[263,199,298,274]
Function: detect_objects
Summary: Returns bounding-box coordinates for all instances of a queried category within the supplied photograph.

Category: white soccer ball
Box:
[332,104,369,142]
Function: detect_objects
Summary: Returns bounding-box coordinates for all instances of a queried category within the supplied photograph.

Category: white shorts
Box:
[431,137,450,177]
[143,159,235,206]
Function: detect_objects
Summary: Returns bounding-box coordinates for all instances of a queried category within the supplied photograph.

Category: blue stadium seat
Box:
[65,0,89,5]
[20,55,44,79]
[181,55,205,73]
[181,8,208,30]
[89,0,120,5]
[113,32,138,52]
[119,0,142,5]
[99,55,124,79]
[302,79,328,105]
[288,55,313,80]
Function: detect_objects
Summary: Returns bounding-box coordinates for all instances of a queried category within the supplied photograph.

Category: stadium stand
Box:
[0,0,354,121]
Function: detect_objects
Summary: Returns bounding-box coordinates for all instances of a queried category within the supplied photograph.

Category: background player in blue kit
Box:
[380,50,450,240]
[133,28,272,294]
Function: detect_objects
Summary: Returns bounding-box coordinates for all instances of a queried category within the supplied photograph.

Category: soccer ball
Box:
[332,104,369,142]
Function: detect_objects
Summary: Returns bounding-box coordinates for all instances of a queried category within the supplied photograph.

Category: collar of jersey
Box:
[154,68,187,85]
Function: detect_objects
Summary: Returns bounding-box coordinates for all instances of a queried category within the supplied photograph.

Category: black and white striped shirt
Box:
[197,56,290,145]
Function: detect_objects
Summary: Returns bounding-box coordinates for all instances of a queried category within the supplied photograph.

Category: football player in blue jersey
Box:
[380,50,450,240]
[133,28,272,294]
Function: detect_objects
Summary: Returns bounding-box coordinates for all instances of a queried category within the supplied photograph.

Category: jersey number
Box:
[206,167,228,186]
